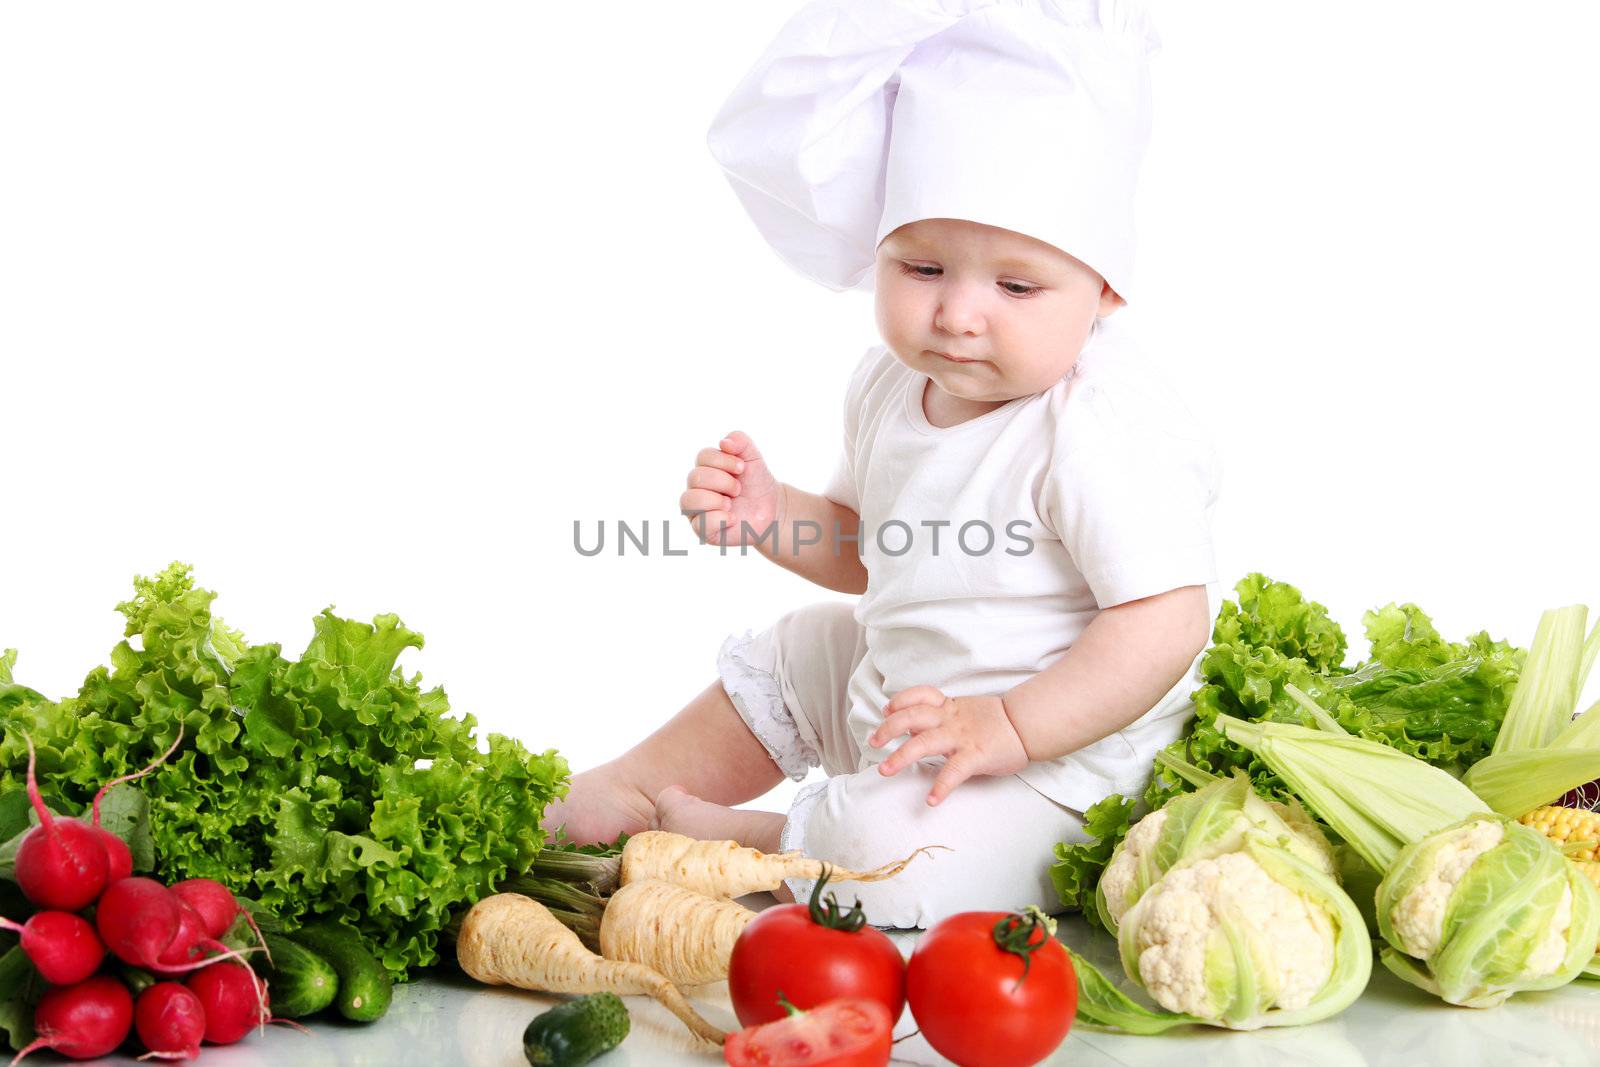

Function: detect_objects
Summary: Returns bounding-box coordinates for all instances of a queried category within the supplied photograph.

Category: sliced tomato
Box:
[723,998,893,1067]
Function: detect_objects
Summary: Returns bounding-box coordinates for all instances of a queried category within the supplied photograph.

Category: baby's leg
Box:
[782,766,1090,928]
[550,603,856,846]
[545,678,785,846]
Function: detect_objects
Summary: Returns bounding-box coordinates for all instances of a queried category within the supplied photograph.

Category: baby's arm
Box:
[1002,584,1210,761]
[759,483,869,595]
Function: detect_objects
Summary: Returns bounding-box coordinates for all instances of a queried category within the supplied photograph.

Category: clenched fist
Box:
[680,430,785,548]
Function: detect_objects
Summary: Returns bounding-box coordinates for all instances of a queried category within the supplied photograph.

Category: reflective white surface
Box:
[64,915,1600,1066]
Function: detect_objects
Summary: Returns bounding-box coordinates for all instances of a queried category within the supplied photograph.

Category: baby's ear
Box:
[1097,283,1126,317]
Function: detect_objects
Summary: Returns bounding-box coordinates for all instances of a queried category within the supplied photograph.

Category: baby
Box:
[548,0,1221,927]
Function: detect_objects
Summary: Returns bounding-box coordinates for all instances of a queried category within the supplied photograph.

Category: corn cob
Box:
[1521,806,1600,968]
[1575,859,1600,891]
[1520,805,1600,887]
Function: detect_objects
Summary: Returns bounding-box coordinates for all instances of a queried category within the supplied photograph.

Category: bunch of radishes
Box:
[2,735,273,1062]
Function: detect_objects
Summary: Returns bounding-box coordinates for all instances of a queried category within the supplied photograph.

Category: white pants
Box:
[717,600,1088,929]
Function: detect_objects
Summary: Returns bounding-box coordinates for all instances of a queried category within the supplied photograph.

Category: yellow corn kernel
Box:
[1520,805,1600,863]
[1573,859,1600,891]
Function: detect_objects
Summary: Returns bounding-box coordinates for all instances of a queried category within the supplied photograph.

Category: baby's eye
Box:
[897,261,1041,297]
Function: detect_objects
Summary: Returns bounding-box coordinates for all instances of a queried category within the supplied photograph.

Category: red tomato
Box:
[906,909,1077,1067]
[728,872,905,1027]
[723,998,893,1067]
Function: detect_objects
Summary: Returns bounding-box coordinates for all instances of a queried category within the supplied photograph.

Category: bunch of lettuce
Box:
[0,564,569,979]
[1051,573,1523,925]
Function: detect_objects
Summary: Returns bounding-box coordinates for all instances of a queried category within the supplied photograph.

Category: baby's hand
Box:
[680,430,784,547]
[868,686,1029,806]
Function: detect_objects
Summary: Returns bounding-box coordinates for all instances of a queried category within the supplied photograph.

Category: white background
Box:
[3,1,1597,820]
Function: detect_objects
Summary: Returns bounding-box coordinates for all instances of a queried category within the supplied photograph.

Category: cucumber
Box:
[258,932,339,1019]
[523,993,630,1067]
[283,921,392,1023]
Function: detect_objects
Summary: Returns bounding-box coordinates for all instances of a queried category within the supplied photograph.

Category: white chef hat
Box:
[706,0,1159,303]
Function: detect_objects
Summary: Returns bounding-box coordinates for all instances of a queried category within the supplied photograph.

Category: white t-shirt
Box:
[821,316,1222,812]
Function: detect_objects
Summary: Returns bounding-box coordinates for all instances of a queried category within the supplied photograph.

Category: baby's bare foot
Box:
[653,785,787,854]
[544,765,655,847]
[651,784,724,836]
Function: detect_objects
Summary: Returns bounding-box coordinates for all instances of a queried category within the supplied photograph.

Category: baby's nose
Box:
[935,301,985,335]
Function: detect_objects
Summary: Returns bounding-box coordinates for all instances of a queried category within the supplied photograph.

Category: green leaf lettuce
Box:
[0,564,569,980]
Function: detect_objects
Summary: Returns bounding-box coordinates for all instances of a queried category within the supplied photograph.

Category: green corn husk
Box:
[1491,607,1591,755]
[1462,749,1600,820]
[1550,697,1600,750]
[1217,705,1488,874]
[1464,605,1600,816]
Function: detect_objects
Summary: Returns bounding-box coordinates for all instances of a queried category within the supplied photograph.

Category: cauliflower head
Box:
[1096,772,1337,932]
[1114,834,1370,1029]
[1386,817,1504,959]
[1099,807,1168,926]
[1127,851,1334,1018]
[1376,814,1600,1007]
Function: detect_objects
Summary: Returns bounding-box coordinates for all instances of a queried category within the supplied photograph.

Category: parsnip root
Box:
[455,893,725,1045]
[619,830,941,899]
[599,879,757,986]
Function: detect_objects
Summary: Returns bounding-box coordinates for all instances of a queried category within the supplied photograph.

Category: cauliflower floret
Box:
[1102,799,1335,930]
[1132,850,1336,1018]
[1524,884,1576,978]
[1265,799,1337,876]
[1100,809,1169,924]
[1388,819,1505,959]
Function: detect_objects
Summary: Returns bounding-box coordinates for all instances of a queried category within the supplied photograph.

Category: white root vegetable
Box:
[455,893,725,1045]
[598,879,757,986]
[619,830,938,899]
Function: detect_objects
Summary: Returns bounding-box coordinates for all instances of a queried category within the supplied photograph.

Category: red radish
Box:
[9,974,133,1064]
[96,877,182,968]
[186,962,269,1045]
[10,727,184,912]
[169,879,239,941]
[12,739,109,912]
[88,726,185,885]
[96,878,257,978]
[170,879,270,965]
[96,830,134,884]
[0,911,105,986]
[150,903,208,978]
[133,982,206,1061]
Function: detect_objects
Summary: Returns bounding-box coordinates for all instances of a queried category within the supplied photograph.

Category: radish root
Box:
[456,893,725,1046]
[92,724,185,825]
[157,942,264,977]
[10,1037,50,1065]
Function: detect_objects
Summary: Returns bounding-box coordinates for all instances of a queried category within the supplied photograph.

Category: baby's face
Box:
[874,218,1123,403]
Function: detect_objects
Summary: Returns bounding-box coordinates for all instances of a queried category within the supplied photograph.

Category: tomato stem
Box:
[806,865,868,933]
[991,906,1058,991]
